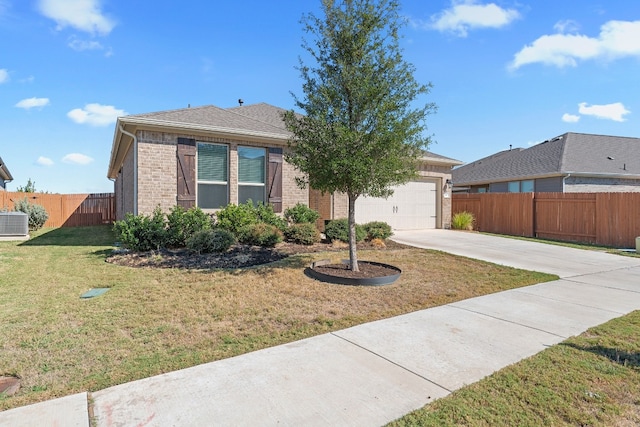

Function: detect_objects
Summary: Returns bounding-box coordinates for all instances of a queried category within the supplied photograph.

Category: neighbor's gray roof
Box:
[453,132,640,185]
[0,156,13,181]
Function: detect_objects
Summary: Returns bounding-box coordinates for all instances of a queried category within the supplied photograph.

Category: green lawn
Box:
[0,226,555,411]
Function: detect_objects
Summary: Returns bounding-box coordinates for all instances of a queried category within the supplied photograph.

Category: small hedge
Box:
[324,218,366,243]
[166,205,212,247]
[186,229,236,254]
[284,223,321,245]
[284,203,320,225]
[363,221,393,240]
[113,207,167,252]
[238,223,283,247]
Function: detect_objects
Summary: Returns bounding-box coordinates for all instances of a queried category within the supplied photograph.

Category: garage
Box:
[355,180,438,230]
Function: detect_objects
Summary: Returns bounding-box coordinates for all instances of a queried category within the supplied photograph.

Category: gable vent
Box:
[0,212,29,236]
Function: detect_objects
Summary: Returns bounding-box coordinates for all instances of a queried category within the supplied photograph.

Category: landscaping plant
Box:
[284,222,321,245]
[238,223,283,247]
[166,205,212,247]
[113,206,167,251]
[13,197,49,231]
[325,218,366,243]
[363,221,393,240]
[451,211,475,231]
[186,229,236,254]
[284,203,320,225]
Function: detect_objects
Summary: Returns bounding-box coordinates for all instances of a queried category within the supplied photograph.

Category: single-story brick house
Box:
[0,156,13,191]
[453,132,640,193]
[107,102,462,230]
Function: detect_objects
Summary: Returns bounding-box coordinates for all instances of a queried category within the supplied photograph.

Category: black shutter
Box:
[267,148,283,213]
[177,138,196,208]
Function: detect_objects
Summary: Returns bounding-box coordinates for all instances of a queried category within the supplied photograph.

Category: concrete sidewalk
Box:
[2,230,639,426]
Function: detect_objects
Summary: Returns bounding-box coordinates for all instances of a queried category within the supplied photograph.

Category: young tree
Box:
[16,178,37,193]
[283,0,436,271]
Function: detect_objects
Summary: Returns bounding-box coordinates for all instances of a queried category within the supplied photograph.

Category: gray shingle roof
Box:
[453,132,640,185]
[125,104,291,138]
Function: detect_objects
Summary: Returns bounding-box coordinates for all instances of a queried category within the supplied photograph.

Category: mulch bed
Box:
[106,240,409,270]
[312,262,400,279]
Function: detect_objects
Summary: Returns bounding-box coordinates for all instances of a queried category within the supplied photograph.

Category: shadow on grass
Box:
[19,226,115,247]
[562,343,640,368]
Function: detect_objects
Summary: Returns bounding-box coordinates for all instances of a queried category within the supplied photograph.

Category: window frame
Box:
[196,142,229,209]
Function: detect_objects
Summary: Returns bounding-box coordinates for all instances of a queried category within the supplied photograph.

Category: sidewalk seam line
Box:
[329,332,453,394]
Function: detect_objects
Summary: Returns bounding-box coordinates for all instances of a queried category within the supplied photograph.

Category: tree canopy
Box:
[283,0,436,271]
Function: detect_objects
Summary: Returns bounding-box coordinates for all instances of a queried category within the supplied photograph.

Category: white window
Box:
[238,146,266,204]
[197,143,228,209]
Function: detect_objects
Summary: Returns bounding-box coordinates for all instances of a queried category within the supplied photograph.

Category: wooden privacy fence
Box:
[453,192,640,248]
[0,192,115,228]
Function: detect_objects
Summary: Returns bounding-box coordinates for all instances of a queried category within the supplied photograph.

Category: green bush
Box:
[13,198,49,231]
[166,205,212,247]
[113,207,167,251]
[239,223,283,247]
[215,203,258,235]
[452,211,475,230]
[363,221,393,240]
[186,229,236,254]
[255,202,287,231]
[324,218,366,243]
[284,223,321,245]
[284,203,320,224]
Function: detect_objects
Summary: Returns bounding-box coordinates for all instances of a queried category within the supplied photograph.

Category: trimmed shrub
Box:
[239,223,283,247]
[324,218,366,243]
[452,211,475,231]
[284,223,321,245]
[166,205,212,247]
[363,221,393,240]
[255,202,287,231]
[215,203,258,235]
[113,207,167,251]
[186,229,236,254]
[13,198,49,231]
[284,203,320,225]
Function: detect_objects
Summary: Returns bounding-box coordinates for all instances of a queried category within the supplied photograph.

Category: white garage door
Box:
[355,181,437,230]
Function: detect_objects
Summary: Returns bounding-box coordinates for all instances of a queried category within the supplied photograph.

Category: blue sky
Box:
[1,0,638,194]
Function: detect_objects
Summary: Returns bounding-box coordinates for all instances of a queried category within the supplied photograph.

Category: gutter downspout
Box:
[119,125,138,215]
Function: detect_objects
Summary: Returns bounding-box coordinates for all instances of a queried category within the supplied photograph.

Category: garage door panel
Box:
[355,181,437,230]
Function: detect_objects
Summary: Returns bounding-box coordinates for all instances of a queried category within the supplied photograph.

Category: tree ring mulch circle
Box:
[306,259,401,286]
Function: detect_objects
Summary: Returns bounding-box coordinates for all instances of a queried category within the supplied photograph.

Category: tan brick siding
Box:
[137,140,176,215]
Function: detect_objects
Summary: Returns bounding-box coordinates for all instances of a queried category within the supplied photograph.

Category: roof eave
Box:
[0,156,13,181]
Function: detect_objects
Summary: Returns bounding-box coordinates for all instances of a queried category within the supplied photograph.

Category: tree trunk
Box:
[348,193,359,272]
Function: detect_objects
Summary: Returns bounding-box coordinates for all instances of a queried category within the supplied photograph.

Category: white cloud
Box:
[15,97,51,109]
[0,68,9,83]
[37,0,116,35]
[562,113,580,123]
[553,20,580,34]
[62,153,94,165]
[68,37,103,51]
[67,103,126,126]
[429,0,520,37]
[510,20,640,70]
[36,156,54,166]
[578,102,630,122]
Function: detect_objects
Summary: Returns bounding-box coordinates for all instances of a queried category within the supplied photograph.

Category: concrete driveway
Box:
[2,230,640,427]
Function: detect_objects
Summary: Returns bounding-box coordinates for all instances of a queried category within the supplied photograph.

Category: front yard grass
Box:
[389,310,640,426]
[0,226,555,411]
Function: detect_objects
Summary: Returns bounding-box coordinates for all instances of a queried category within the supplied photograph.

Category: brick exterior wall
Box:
[565,176,640,193]
[119,130,309,217]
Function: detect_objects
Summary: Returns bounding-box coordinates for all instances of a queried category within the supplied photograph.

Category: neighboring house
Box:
[0,157,13,191]
[453,132,640,193]
[107,102,462,230]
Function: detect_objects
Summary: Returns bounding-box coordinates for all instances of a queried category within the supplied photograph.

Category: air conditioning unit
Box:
[0,212,29,237]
